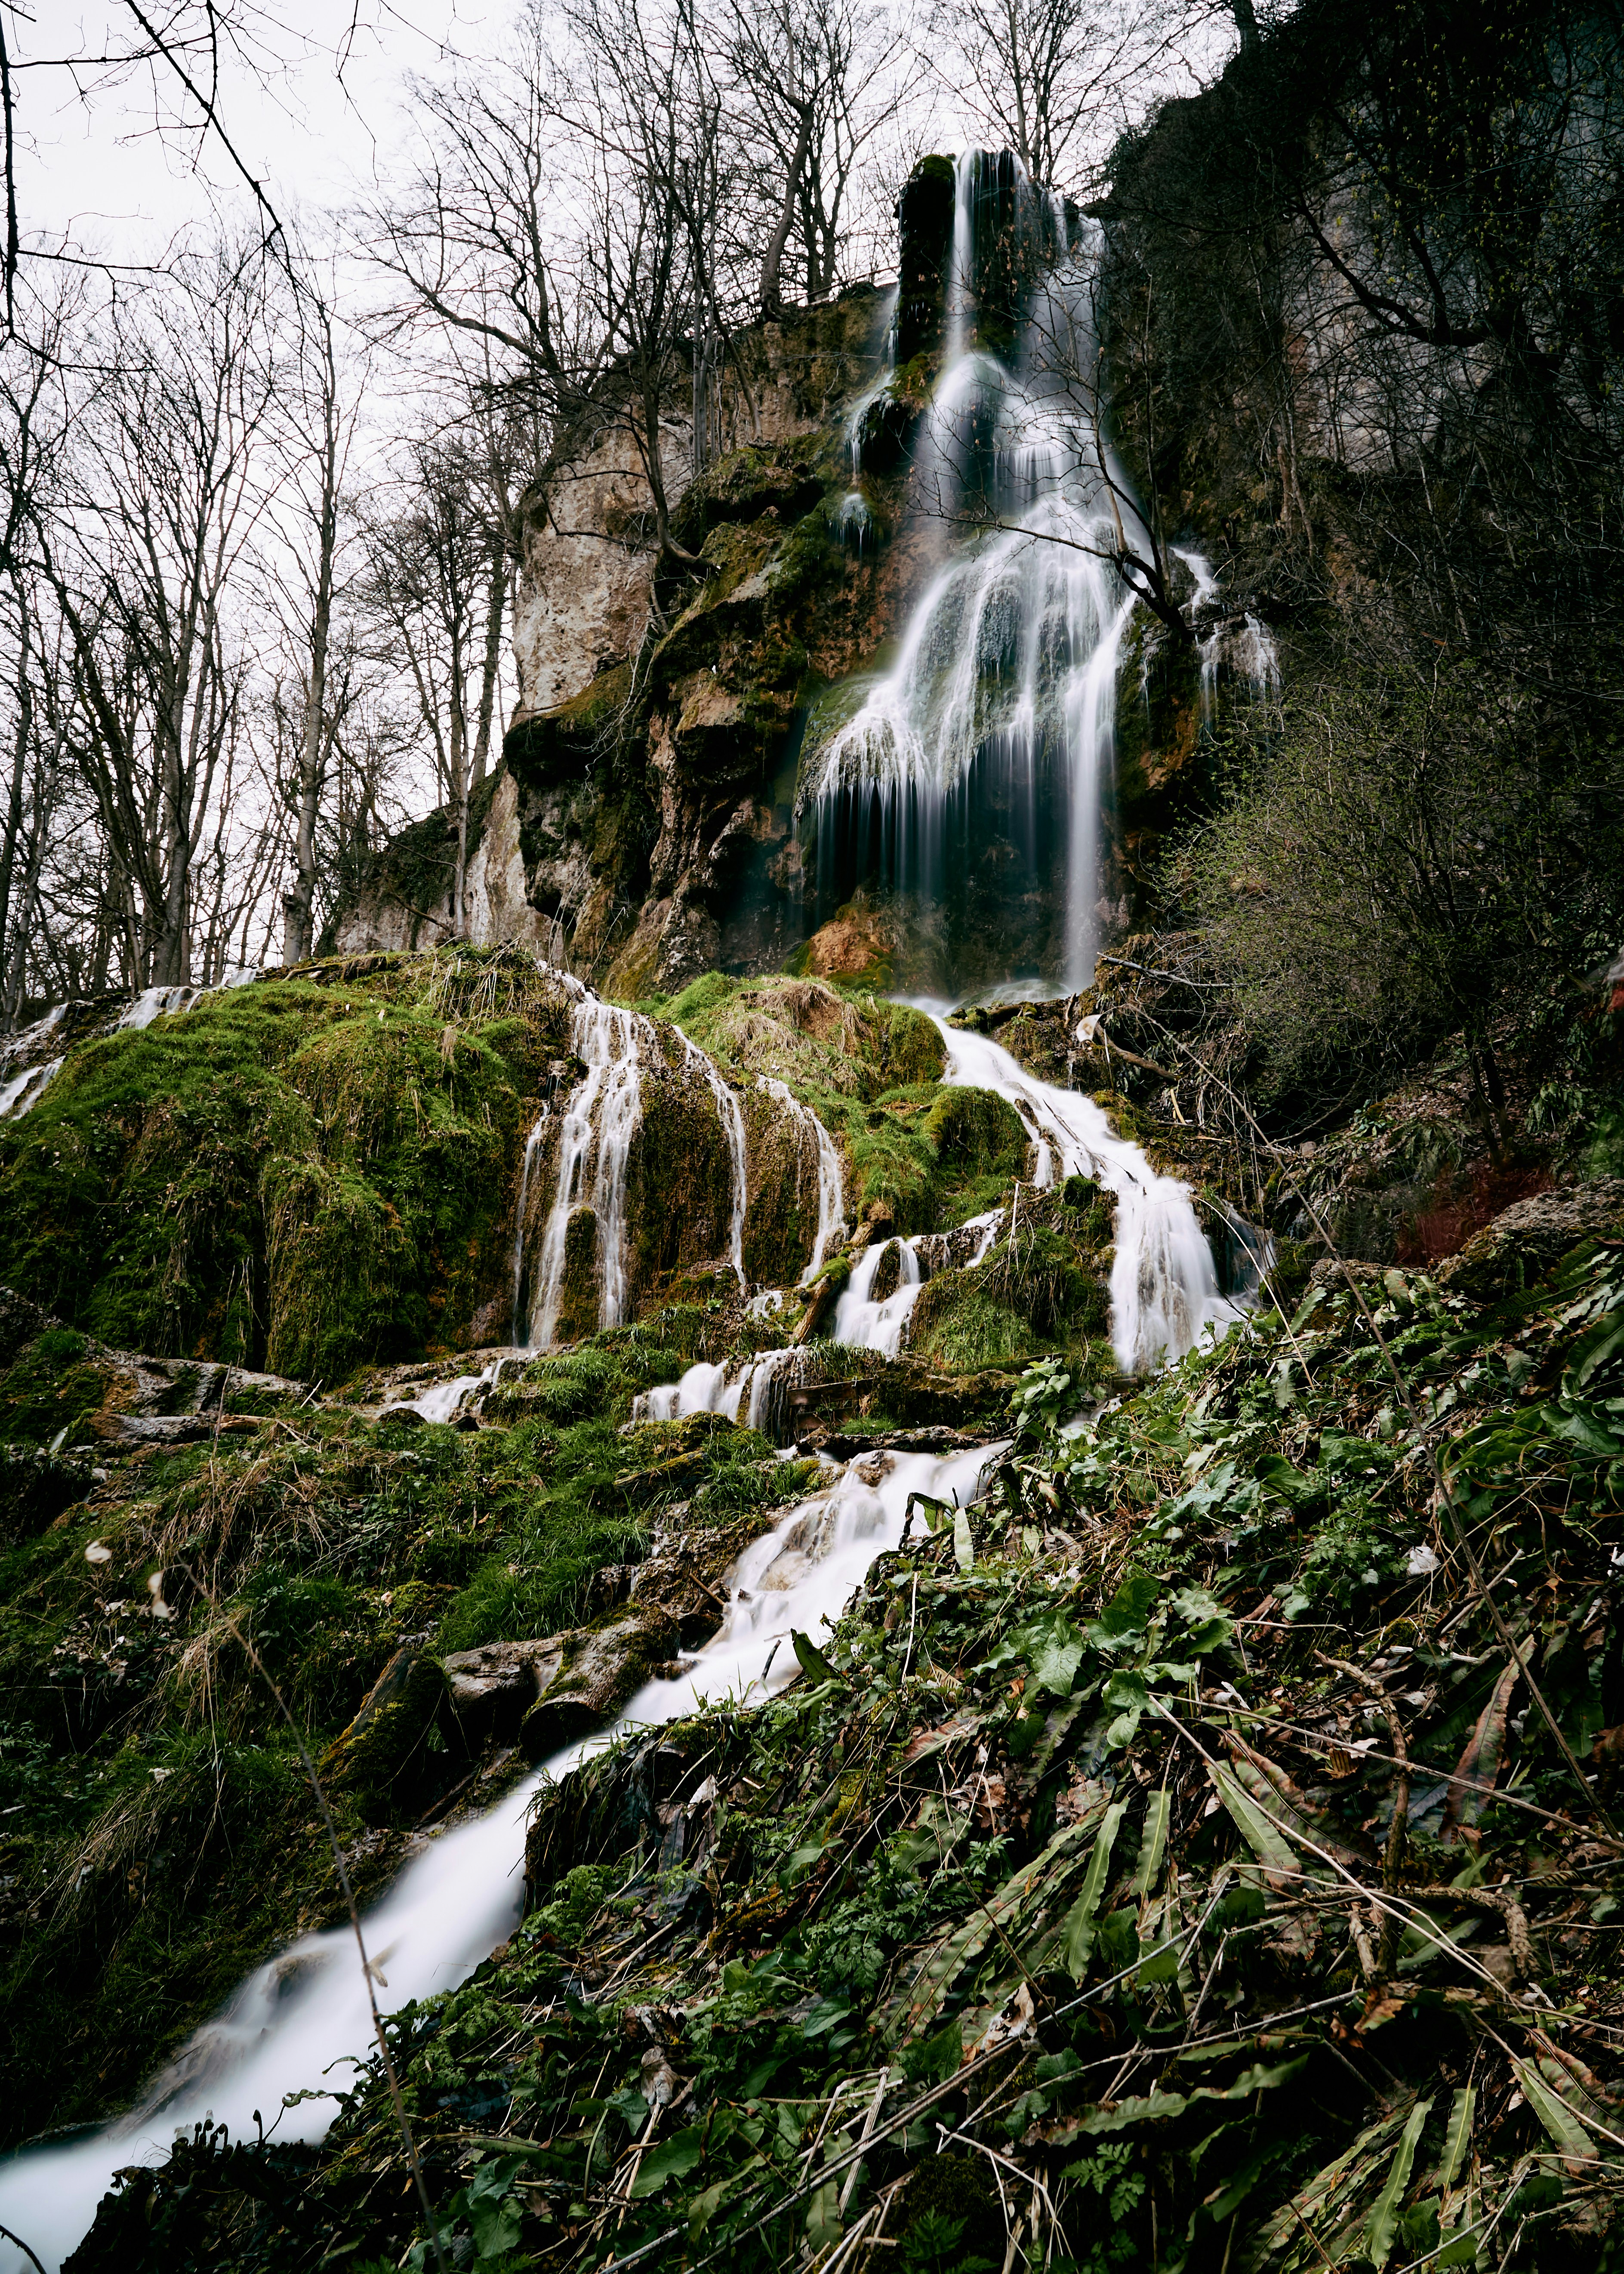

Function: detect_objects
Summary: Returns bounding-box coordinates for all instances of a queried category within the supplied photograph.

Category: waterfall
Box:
[509,1114,549,1344]
[0,1438,999,2274]
[801,150,1134,993]
[523,993,649,1347]
[832,1235,926,1356]
[633,1344,806,1439]
[931,1014,1239,1371]
[757,1076,847,1284]
[678,1031,749,1288]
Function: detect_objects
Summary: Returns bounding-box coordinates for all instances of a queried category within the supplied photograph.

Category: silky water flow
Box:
[0,153,1260,2271]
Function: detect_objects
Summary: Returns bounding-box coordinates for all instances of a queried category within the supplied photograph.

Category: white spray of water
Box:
[509,1114,549,1344]
[931,1014,1239,1371]
[678,1031,749,1288]
[757,1076,847,1284]
[802,154,1134,991]
[524,993,648,1347]
[633,1344,807,1439]
[0,1438,996,2273]
[832,1236,927,1356]
[0,1055,62,1121]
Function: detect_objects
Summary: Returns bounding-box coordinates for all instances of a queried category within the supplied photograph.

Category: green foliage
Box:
[1180,661,1624,1092]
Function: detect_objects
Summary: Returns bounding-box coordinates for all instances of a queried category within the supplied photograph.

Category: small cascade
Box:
[758,1076,847,1283]
[0,969,260,1126]
[932,1015,1240,1370]
[633,1345,805,1440]
[509,1115,549,1344]
[524,993,649,1347]
[678,1031,748,1287]
[0,1054,63,1121]
[832,1235,926,1357]
[1171,546,1279,725]
[0,1430,998,2274]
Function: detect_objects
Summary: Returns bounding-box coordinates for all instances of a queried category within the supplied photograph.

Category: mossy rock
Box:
[928,1086,1029,1179]
[669,439,827,553]
[0,950,574,1382]
[519,1610,681,1760]
[319,1643,460,1823]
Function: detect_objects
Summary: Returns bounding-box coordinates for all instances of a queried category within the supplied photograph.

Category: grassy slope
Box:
[56,1229,1624,2271]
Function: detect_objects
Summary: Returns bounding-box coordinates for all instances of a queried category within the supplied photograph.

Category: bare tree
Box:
[729,0,913,311]
[263,262,371,965]
[35,234,278,986]
[922,0,1185,189]
[357,435,496,935]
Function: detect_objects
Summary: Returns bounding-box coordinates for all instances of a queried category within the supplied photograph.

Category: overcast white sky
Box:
[13,3,499,259]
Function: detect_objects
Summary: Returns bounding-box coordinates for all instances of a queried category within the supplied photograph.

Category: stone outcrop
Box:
[1437,1179,1624,1301]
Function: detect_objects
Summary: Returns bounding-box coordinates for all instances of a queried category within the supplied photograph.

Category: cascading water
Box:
[801,151,1134,994]
[522,990,648,1346]
[0,1438,998,2273]
[930,1013,1239,1370]
[832,1235,926,1356]
[678,1031,749,1288]
[757,1075,847,1284]
[0,163,1263,2268]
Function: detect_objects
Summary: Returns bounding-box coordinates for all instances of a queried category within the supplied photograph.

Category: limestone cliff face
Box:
[336,290,900,983]
[333,161,1258,991]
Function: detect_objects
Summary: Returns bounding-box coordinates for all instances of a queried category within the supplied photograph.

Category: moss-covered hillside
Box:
[54,1214,1624,2273]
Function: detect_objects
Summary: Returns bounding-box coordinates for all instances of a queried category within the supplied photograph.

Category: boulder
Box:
[444,1613,684,1763]
[518,1611,681,1761]
[320,1643,458,1821]
[1437,1179,1624,1301]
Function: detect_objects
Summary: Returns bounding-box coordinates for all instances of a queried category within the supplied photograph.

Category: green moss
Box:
[0,950,572,1384]
[908,1272,1043,1368]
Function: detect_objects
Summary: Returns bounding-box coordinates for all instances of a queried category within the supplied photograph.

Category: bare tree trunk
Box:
[759,102,815,315]
[470,533,505,796]
[0,604,30,1020]
[282,309,341,966]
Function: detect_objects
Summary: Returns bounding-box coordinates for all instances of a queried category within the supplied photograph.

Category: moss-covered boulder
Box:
[0,949,579,1380]
[319,1643,465,1824]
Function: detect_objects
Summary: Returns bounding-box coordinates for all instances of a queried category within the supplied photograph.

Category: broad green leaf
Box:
[1436,2084,1476,2196]
[630,2124,705,2197]
[1365,2097,1431,2267]
[804,2178,842,2248]
[1434,2231,1482,2267]
[1513,2056,1596,2159]
[1571,1314,1624,1389]
[1131,1788,1171,1903]
[1033,1632,1085,1694]
[1098,1571,1159,1635]
[791,1629,838,1683]
[953,1509,975,1571]
[899,2014,962,2086]
[1060,1801,1126,1979]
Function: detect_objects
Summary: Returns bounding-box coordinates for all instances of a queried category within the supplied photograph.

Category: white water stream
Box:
[0,1441,995,2272]
[803,153,1136,991]
[0,151,1257,2269]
